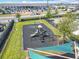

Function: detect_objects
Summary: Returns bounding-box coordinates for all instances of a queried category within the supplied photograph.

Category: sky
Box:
[0,0,79,4]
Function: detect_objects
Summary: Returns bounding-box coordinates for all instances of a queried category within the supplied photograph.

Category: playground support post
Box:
[74,41,78,59]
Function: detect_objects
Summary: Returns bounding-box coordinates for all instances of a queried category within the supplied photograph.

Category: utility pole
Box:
[47,0,49,8]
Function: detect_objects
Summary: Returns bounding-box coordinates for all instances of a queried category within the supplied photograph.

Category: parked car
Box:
[0,24,5,32]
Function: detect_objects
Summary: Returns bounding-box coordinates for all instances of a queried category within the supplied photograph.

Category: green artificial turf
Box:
[0,20,62,59]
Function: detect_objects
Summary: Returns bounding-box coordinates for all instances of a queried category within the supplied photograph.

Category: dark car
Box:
[0,24,4,32]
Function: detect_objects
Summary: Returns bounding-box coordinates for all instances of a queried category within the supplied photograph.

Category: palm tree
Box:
[46,0,52,18]
[47,0,49,8]
[16,13,21,22]
[55,9,58,14]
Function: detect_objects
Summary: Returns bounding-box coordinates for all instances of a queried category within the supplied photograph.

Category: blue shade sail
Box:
[36,42,74,54]
[29,50,53,59]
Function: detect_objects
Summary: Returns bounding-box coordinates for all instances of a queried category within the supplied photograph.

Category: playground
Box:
[23,24,58,50]
[23,23,77,59]
[22,22,76,59]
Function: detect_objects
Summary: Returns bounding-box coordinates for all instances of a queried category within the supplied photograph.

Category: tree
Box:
[55,9,58,14]
[46,0,52,18]
[58,12,76,42]
[46,7,52,18]
[16,13,21,22]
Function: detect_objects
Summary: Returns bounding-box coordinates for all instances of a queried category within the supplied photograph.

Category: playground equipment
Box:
[30,25,51,43]
[28,48,73,59]
[27,41,79,59]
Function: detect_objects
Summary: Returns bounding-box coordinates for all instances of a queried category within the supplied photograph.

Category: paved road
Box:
[0,14,45,20]
[0,13,66,23]
[0,13,65,23]
[0,14,45,23]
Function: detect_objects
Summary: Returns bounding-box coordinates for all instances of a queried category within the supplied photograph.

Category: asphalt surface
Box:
[23,24,58,50]
[45,19,58,28]
[0,15,45,20]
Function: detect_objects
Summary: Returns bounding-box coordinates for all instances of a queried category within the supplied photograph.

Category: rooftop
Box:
[0,0,78,4]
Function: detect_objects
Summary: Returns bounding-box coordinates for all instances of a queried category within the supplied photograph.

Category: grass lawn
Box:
[0,20,62,59]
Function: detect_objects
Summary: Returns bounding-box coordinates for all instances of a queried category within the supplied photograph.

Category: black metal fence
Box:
[0,20,14,52]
